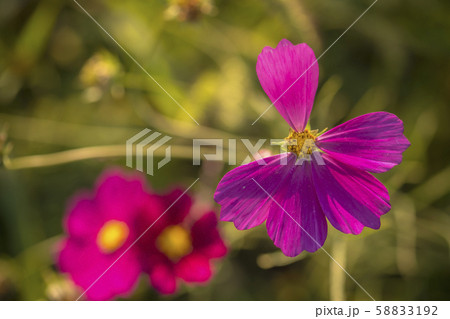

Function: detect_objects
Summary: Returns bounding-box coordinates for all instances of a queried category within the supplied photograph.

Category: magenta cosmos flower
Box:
[58,169,227,300]
[58,169,163,300]
[136,191,227,295]
[214,39,410,257]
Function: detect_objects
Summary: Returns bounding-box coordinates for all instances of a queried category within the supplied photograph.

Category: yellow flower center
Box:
[97,220,129,254]
[285,129,318,157]
[156,225,192,261]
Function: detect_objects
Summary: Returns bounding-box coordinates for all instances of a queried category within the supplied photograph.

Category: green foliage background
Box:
[0,0,449,300]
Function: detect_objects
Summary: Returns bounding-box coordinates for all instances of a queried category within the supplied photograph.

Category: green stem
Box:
[329,236,347,301]
[2,144,252,170]
[2,144,191,170]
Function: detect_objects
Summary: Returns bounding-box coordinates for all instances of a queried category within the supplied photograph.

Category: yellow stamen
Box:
[97,220,129,254]
[156,225,192,261]
[285,129,319,156]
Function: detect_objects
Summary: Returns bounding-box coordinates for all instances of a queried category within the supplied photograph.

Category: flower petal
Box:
[256,39,319,131]
[265,157,327,256]
[95,169,148,221]
[214,154,292,230]
[191,212,227,258]
[147,256,178,295]
[316,112,410,173]
[157,188,192,226]
[64,195,101,240]
[58,239,140,301]
[175,253,212,283]
[312,153,391,234]
[135,189,191,249]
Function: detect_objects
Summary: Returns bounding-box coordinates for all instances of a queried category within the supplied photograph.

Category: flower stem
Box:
[2,144,193,170]
[329,236,347,301]
[2,144,250,170]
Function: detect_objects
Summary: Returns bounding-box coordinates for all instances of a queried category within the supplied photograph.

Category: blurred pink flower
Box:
[58,169,227,300]
[58,169,162,300]
[137,189,227,295]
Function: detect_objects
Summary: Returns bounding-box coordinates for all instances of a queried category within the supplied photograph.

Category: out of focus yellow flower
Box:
[45,272,81,301]
[79,50,121,88]
[165,0,216,22]
[79,50,123,102]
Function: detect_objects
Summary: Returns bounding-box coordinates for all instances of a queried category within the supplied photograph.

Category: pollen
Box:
[97,220,129,254]
[285,129,318,157]
[156,225,193,261]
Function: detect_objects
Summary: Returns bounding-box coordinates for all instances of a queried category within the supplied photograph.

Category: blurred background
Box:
[0,0,449,300]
